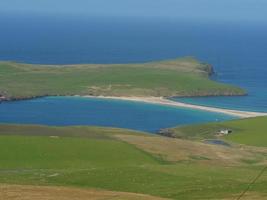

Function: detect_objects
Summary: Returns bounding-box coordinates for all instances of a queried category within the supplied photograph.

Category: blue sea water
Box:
[0,14,266,131]
[0,14,266,112]
[0,97,235,133]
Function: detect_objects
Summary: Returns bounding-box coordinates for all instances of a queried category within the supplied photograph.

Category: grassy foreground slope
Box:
[1,185,167,200]
[163,116,267,147]
[0,57,245,100]
[0,124,266,199]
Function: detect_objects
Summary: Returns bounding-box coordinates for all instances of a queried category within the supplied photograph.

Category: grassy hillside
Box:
[0,57,245,100]
[0,124,266,199]
[1,185,167,200]
[162,116,267,147]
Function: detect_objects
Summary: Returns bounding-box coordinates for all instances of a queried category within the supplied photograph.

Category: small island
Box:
[0,57,245,101]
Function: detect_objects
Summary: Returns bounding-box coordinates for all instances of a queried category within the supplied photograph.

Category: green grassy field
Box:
[0,57,245,99]
[0,124,266,199]
[163,116,267,147]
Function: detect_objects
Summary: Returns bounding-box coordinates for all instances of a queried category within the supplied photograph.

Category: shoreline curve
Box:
[82,96,267,118]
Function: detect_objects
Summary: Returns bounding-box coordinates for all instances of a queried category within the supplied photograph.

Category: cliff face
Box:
[200,63,215,76]
[205,64,215,76]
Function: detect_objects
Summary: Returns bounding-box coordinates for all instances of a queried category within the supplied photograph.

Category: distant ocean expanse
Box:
[0,14,266,131]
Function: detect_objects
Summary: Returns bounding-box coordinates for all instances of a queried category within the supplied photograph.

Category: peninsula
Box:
[0,57,245,101]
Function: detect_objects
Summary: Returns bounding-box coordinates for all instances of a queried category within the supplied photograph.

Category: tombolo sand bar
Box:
[84,96,267,118]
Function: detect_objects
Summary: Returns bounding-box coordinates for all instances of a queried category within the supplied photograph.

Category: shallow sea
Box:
[0,97,235,132]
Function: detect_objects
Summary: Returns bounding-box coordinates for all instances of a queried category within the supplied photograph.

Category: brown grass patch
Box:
[0,184,168,200]
[115,135,267,166]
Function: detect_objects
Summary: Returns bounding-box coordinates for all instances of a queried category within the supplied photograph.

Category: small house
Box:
[218,129,232,135]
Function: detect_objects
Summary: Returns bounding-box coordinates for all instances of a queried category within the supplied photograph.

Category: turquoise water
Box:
[171,96,267,113]
[0,97,235,132]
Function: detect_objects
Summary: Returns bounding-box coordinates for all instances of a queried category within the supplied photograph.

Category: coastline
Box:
[82,95,267,118]
[1,94,266,118]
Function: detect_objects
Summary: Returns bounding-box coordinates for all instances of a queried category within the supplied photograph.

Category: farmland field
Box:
[0,123,266,199]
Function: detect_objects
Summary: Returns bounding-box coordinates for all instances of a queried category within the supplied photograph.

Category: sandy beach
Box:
[84,96,267,118]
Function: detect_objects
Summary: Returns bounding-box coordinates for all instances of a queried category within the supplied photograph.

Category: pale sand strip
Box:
[82,96,267,118]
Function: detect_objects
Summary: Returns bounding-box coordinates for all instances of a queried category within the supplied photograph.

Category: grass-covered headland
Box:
[161,116,267,147]
[0,118,266,199]
[0,57,245,100]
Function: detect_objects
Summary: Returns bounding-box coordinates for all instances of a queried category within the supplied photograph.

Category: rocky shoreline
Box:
[0,93,246,104]
[0,95,51,103]
[0,90,247,103]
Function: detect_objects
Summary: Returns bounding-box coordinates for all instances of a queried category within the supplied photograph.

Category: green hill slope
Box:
[0,57,245,100]
[0,124,266,199]
[161,116,267,147]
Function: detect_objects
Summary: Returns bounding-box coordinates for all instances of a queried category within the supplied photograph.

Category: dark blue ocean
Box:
[0,14,266,131]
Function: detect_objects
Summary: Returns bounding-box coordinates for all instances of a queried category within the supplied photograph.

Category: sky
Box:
[1,0,267,23]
